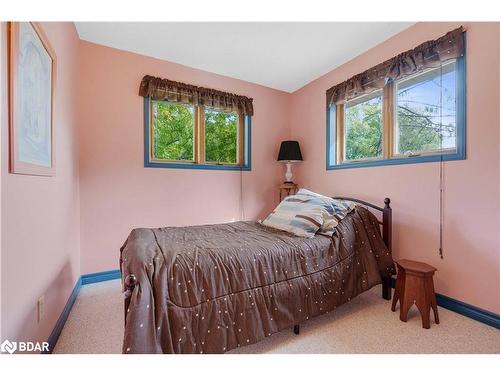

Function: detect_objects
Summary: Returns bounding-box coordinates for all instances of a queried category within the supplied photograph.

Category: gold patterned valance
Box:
[139,75,254,116]
[326,27,465,107]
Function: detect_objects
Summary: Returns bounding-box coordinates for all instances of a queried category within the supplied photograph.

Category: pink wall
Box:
[289,22,500,313]
[78,41,290,274]
[1,22,81,343]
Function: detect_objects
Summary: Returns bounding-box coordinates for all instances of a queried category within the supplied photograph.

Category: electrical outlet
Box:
[37,295,45,323]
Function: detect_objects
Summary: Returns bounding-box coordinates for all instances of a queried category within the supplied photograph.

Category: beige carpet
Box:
[53,279,499,354]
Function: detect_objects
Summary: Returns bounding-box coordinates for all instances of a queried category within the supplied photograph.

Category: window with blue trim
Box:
[327,55,466,170]
[144,97,251,171]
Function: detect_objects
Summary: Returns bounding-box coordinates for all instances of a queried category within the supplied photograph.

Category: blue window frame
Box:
[326,53,466,171]
[144,97,251,171]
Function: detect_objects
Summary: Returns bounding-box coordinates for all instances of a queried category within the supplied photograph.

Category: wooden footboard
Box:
[333,197,393,300]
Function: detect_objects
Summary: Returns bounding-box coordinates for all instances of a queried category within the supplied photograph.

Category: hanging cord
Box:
[239,165,245,221]
[438,64,444,259]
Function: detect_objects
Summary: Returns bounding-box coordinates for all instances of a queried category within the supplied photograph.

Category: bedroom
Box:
[0,0,499,373]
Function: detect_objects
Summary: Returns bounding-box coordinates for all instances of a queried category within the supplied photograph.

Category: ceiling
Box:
[75,22,413,93]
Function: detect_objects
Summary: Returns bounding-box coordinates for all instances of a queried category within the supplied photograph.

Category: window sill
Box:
[144,161,251,171]
[326,151,465,170]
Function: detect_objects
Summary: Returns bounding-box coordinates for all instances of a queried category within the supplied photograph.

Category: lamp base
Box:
[284,162,293,182]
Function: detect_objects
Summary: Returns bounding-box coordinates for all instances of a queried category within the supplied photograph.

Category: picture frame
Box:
[9,22,57,176]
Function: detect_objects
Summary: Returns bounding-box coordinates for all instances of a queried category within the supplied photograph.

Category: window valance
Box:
[326,26,465,107]
[139,75,254,115]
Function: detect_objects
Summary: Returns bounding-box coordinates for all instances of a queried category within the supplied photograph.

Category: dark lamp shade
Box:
[277,141,303,162]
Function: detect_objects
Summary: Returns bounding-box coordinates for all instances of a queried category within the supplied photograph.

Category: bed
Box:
[120,197,395,354]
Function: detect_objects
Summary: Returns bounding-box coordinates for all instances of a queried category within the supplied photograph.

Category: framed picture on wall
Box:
[9,22,57,176]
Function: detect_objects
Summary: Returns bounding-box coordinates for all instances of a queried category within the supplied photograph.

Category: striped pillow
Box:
[297,189,355,237]
[260,194,327,238]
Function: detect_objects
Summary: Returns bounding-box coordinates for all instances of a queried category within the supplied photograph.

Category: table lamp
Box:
[277,140,303,183]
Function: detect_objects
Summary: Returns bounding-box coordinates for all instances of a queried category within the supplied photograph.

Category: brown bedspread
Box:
[120,206,394,354]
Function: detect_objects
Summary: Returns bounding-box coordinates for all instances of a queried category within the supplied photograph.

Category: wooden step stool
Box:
[391,259,440,329]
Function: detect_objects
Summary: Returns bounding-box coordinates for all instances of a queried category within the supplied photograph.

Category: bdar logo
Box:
[1,340,17,354]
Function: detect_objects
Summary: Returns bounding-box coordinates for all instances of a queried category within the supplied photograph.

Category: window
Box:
[145,98,251,170]
[204,108,240,165]
[344,90,383,162]
[395,61,457,156]
[327,57,465,169]
[152,101,195,162]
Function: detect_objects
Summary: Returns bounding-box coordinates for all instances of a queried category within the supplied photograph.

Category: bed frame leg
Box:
[382,277,392,300]
[293,324,300,335]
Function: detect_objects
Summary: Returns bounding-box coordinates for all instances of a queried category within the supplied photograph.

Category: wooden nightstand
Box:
[391,259,440,329]
[279,183,298,201]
